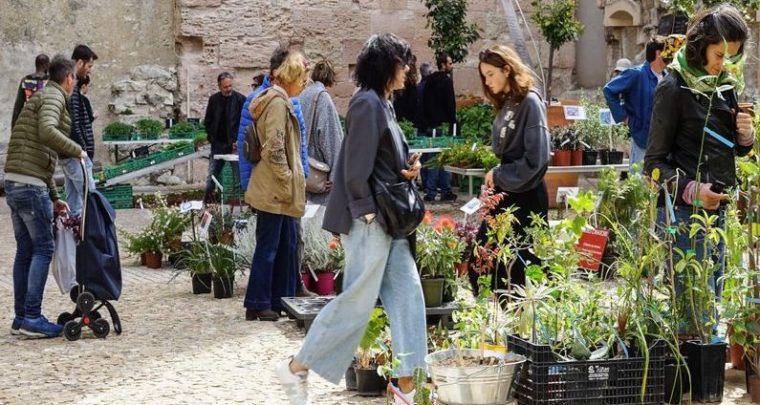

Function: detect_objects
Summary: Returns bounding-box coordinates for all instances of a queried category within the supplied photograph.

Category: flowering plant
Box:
[59,214,82,240]
[416,212,465,279]
[326,238,345,273]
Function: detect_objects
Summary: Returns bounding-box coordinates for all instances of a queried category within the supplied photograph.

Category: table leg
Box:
[468,176,473,198]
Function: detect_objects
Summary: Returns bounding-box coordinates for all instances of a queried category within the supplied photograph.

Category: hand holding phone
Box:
[408,152,422,165]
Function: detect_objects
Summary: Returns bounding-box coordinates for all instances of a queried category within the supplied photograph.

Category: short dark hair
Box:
[71,45,98,62]
[49,55,75,84]
[311,60,336,87]
[35,54,50,70]
[436,52,451,69]
[354,33,412,95]
[79,75,91,87]
[217,71,233,83]
[684,5,748,69]
[270,47,290,74]
[645,36,666,62]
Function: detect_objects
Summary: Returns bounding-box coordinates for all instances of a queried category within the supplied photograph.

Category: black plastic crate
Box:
[507,335,665,405]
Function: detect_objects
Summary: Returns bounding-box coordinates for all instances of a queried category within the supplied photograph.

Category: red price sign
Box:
[577,228,609,272]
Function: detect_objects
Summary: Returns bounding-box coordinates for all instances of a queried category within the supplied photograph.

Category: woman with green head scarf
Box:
[645,4,752,337]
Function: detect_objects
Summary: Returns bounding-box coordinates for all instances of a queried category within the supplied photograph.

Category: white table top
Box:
[213,154,240,162]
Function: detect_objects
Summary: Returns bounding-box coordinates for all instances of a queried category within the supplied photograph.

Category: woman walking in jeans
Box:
[275,33,427,405]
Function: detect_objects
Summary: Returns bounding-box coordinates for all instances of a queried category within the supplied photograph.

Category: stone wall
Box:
[0,0,176,162]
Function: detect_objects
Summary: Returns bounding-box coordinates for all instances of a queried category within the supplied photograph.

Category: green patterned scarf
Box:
[668,46,745,98]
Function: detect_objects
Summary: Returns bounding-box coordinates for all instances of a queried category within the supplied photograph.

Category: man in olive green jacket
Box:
[4,55,86,339]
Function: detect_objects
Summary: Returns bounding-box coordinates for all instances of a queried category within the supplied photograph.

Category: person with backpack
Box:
[4,55,87,338]
[11,54,49,129]
[243,51,309,322]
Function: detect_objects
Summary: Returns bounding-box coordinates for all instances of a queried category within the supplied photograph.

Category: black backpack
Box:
[244,122,262,163]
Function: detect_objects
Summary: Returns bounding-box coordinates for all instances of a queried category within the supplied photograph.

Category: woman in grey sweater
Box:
[299,60,344,205]
[471,45,550,293]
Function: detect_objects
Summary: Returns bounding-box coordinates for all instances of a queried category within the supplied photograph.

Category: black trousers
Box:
[468,180,549,295]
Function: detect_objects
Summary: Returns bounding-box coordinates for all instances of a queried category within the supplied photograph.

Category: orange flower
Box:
[433,215,456,232]
[327,238,340,250]
[422,210,433,225]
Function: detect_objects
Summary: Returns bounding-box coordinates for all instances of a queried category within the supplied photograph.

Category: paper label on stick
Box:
[460,198,482,215]
[180,200,204,213]
[556,187,579,204]
[303,203,320,219]
[199,211,213,240]
[577,228,609,272]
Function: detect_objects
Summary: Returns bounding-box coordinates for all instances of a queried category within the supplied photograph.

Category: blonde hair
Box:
[273,51,308,86]
[478,45,536,109]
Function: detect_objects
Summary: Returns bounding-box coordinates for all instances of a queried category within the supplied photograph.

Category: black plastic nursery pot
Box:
[686,340,727,403]
[354,366,386,396]
[192,273,212,294]
[582,150,598,165]
[212,275,234,299]
[598,149,624,165]
[664,359,690,404]
[344,359,357,391]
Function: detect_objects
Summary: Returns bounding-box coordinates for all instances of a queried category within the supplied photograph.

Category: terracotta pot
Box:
[751,375,760,403]
[731,343,746,370]
[140,253,147,266]
[571,149,583,166]
[166,238,182,252]
[314,272,335,296]
[552,150,572,166]
[145,252,162,269]
[455,261,469,277]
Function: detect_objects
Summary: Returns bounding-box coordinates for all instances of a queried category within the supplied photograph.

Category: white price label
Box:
[556,187,579,204]
[303,203,320,219]
[460,198,483,215]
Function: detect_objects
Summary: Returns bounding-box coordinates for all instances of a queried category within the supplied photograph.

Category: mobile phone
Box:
[709,181,726,194]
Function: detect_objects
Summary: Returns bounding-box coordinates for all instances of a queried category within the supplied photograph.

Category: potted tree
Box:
[354,309,390,396]
[416,213,465,307]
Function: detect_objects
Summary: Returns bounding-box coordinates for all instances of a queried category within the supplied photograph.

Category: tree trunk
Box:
[546,47,555,104]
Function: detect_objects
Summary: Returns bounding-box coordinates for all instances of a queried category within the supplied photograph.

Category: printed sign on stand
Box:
[460,198,483,215]
[577,228,610,272]
[199,211,213,240]
[563,105,587,120]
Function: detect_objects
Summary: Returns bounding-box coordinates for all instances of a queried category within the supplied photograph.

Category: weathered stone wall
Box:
[0,0,176,162]
[175,0,577,117]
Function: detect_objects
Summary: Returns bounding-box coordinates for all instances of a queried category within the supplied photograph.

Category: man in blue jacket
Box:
[603,36,667,169]
[237,47,315,299]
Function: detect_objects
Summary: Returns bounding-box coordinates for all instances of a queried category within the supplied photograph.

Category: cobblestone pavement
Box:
[0,198,754,404]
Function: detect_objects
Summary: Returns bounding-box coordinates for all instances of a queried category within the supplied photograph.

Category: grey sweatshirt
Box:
[299,81,345,204]
[490,90,550,193]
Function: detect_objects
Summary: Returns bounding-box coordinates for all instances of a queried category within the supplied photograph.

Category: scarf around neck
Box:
[668,46,745,98]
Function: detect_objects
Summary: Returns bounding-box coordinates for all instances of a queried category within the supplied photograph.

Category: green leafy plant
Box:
[169,121,197,135]
[436,143,499,170]
[356,309,390,369]
[398,119,417,140]
[423,0,482,63]
[457,103,495,142]
[416,214,465,279]
[531,0,584,103]
[103,122,134,139]
[134,118,164,139]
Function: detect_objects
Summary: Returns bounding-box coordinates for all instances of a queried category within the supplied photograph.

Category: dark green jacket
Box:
[4,81,82,201]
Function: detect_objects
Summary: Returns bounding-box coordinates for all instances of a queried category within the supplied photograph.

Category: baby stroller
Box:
[57,160,123,341]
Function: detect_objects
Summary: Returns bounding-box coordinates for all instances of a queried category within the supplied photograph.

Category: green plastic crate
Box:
[97,184,133,209]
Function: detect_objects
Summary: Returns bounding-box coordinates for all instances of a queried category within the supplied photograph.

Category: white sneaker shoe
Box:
[388,383,415,405]
[275,357,311,405]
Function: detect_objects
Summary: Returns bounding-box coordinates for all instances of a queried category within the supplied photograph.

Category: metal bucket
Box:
[426,349,526,405]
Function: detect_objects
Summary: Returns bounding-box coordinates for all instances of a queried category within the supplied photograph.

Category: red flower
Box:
[328,238,340,250]
[422,210,433,225]
[433,215,456,232]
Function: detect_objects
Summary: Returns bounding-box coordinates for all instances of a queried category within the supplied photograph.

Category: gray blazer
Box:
[323,89,409,235]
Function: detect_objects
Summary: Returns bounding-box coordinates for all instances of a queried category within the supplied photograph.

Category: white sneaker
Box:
[275,357,311,405]
[388,383,415,405]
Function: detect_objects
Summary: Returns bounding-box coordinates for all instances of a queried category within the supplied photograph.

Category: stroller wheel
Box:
[57,312,74,326]
[76,292,96,314]
[91,318,110,339]
[90,310,102,321]
[63,321,82,341]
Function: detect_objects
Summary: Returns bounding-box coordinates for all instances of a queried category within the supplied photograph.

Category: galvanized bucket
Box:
[425,349,526,405]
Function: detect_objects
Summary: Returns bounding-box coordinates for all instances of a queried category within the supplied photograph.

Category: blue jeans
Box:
[420,153,452,198]
[5,181,55,319]
[295,219,428,383]
[629,141,646,172]
[60,157,96,216]
[244,211,297,311]
[206,157,240,198]
[658,206,725,336]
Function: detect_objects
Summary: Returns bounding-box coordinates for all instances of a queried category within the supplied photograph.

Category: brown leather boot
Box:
[246,309,280,321]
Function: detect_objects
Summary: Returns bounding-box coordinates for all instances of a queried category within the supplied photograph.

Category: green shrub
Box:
[169,121,196,135]
[135,118,164,138]
[103,122,134,139]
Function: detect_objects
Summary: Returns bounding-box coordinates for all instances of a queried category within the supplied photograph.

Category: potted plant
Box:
[354,308,390,396]
[416,213,465,307]
[323,238,345,295]
[550,126,573,166]
[173,240,213,294]
[103,121,134,141]
[140,229,164,269]
[134,118,164,140]
[599,122,627,165]
[208,244,236,299]
[208,208,234,245]
[300,216,333,292]
[571,102,607,165]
